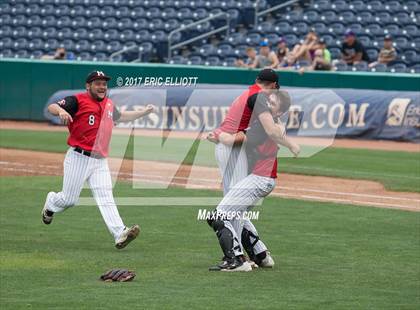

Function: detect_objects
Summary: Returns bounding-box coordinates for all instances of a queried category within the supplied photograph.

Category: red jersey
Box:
[252,140,278,178]
[215,84,267,136]
[57,92,120,157]
[245,113,279,179]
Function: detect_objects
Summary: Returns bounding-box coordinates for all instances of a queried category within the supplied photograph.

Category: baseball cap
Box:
[319,38,326,44]
[384,34,393,41]
[86,70,111,83]
[278,37,285,44]
[344,29,355,37]
[259,40,269,47]
[257,68,279,89]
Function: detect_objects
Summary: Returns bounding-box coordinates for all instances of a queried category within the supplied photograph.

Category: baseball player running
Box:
[208,90,299,271]
[41,70,155,249]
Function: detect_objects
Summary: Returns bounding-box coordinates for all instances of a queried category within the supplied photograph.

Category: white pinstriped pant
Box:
[216,174,275,256]
[45,148,125,241]
[215,143,272,256]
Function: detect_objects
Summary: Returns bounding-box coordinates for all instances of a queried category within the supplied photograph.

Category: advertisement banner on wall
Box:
[44,84,420,142]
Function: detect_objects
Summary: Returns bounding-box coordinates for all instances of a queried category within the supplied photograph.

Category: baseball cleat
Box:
[259,252,275,268]
[221,259,252,272]
[41,192,54,225]
[209,257,230,271]
[248,260,259,269]
[115,225,140,249]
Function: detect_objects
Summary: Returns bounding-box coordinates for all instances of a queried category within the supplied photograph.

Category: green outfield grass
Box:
[0,176,419,309]
[0,129,419,192]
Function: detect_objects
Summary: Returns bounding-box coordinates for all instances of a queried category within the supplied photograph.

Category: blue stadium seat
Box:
[102,17,117,29]
[357,12,373,24]
[388,63,407,72]
[393,12,411,25]
[104,29,119,42]
[106,41,122,53]
[14,49,29,59]
[375,12,392,25]
[77,52,92,61]
[87,29,104,41]
[313,0,332,12]
[27,38,43,51]
[367,1,384,12]
[130,6,145,18]
[0,49,13,58]
[74,40,90,53]
[302,10,319,23]
[90,41,106,53]
[290,22,308,36]
[162,7,177,19]
[408,64,420,74]
[312,23,328,35]
[335,61,349,71]
[402,25,418,37]
[283,34,298,46]
[0,14,12,25]
[216,44,234,57]
[385,24,401,36]
[274,22,291,34]
[39,5,54,17]
[44,39,59,51]
[328,23,345,36]
[73,29,89,40]
[349,1,366,12]
[57,28,73,40]
[0,3,12,14]
[266,34,280,45]
[30,50,44,59]
[339,10,356,23]
[187,56,203,65]
[367,48,378,60]
[115,6,130,18]
[222,57,237,67]
[41,28,57,40]
[11,3,26,15]
[347,23,364,35]
[385,1,402,13]
[366,23,383,36]
[204,56,221,66]
[284,11,302,22]
[117,18,134,30]
[192,8,207,20]
[132,19,149,31]
[55,16,71,28]
[11,26,26,38]
[0,37,13,49]
[198,44,217,57]
[320,10,337,23]
[92,53,108,62]
[245,33,261,45]
[169,55,187,65]
[86,17,102,29]
[394,37,409,49]
[119,30,135,42]
[233,45,247,58]
[370,63,387,72]
[352,61,368,71]
[402,50,419,63]
[84,6,100,18]
[358,36,372,48]
[331,0,348,12]
[61,39,75,51]
[405,1,419,12]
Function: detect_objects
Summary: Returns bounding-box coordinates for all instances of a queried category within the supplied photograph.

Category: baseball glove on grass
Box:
[100,269,136,282]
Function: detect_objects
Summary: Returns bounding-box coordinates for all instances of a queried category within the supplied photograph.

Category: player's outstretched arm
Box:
[219,131,247,146]
[48,103,73,125]
[117,104,155,122]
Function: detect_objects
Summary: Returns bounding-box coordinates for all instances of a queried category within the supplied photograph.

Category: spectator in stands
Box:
[41,47,67,60]
[369,35,397,68]
[275,37,289,64]
[290,29,319,62]
[311,38,332,71]
[251,41,279,69]
[236,47,257,68]
[341,30,369,65]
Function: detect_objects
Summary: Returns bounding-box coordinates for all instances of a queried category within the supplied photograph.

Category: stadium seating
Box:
[0,0,419,73]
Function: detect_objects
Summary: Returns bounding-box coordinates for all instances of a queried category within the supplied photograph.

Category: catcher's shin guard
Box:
[241,228,260,261]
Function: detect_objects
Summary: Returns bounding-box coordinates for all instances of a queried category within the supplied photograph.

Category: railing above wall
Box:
[167,12,230,61]
[254,0,300,26]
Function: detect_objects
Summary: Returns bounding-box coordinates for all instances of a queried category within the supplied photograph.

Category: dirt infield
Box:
[1,148,419,212]
[1,121,419,152]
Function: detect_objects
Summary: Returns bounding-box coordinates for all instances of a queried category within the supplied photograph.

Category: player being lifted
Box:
[207,90,299,271]
[41,71,155,249]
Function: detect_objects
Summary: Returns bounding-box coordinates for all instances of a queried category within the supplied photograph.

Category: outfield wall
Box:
[1,58,419,121]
